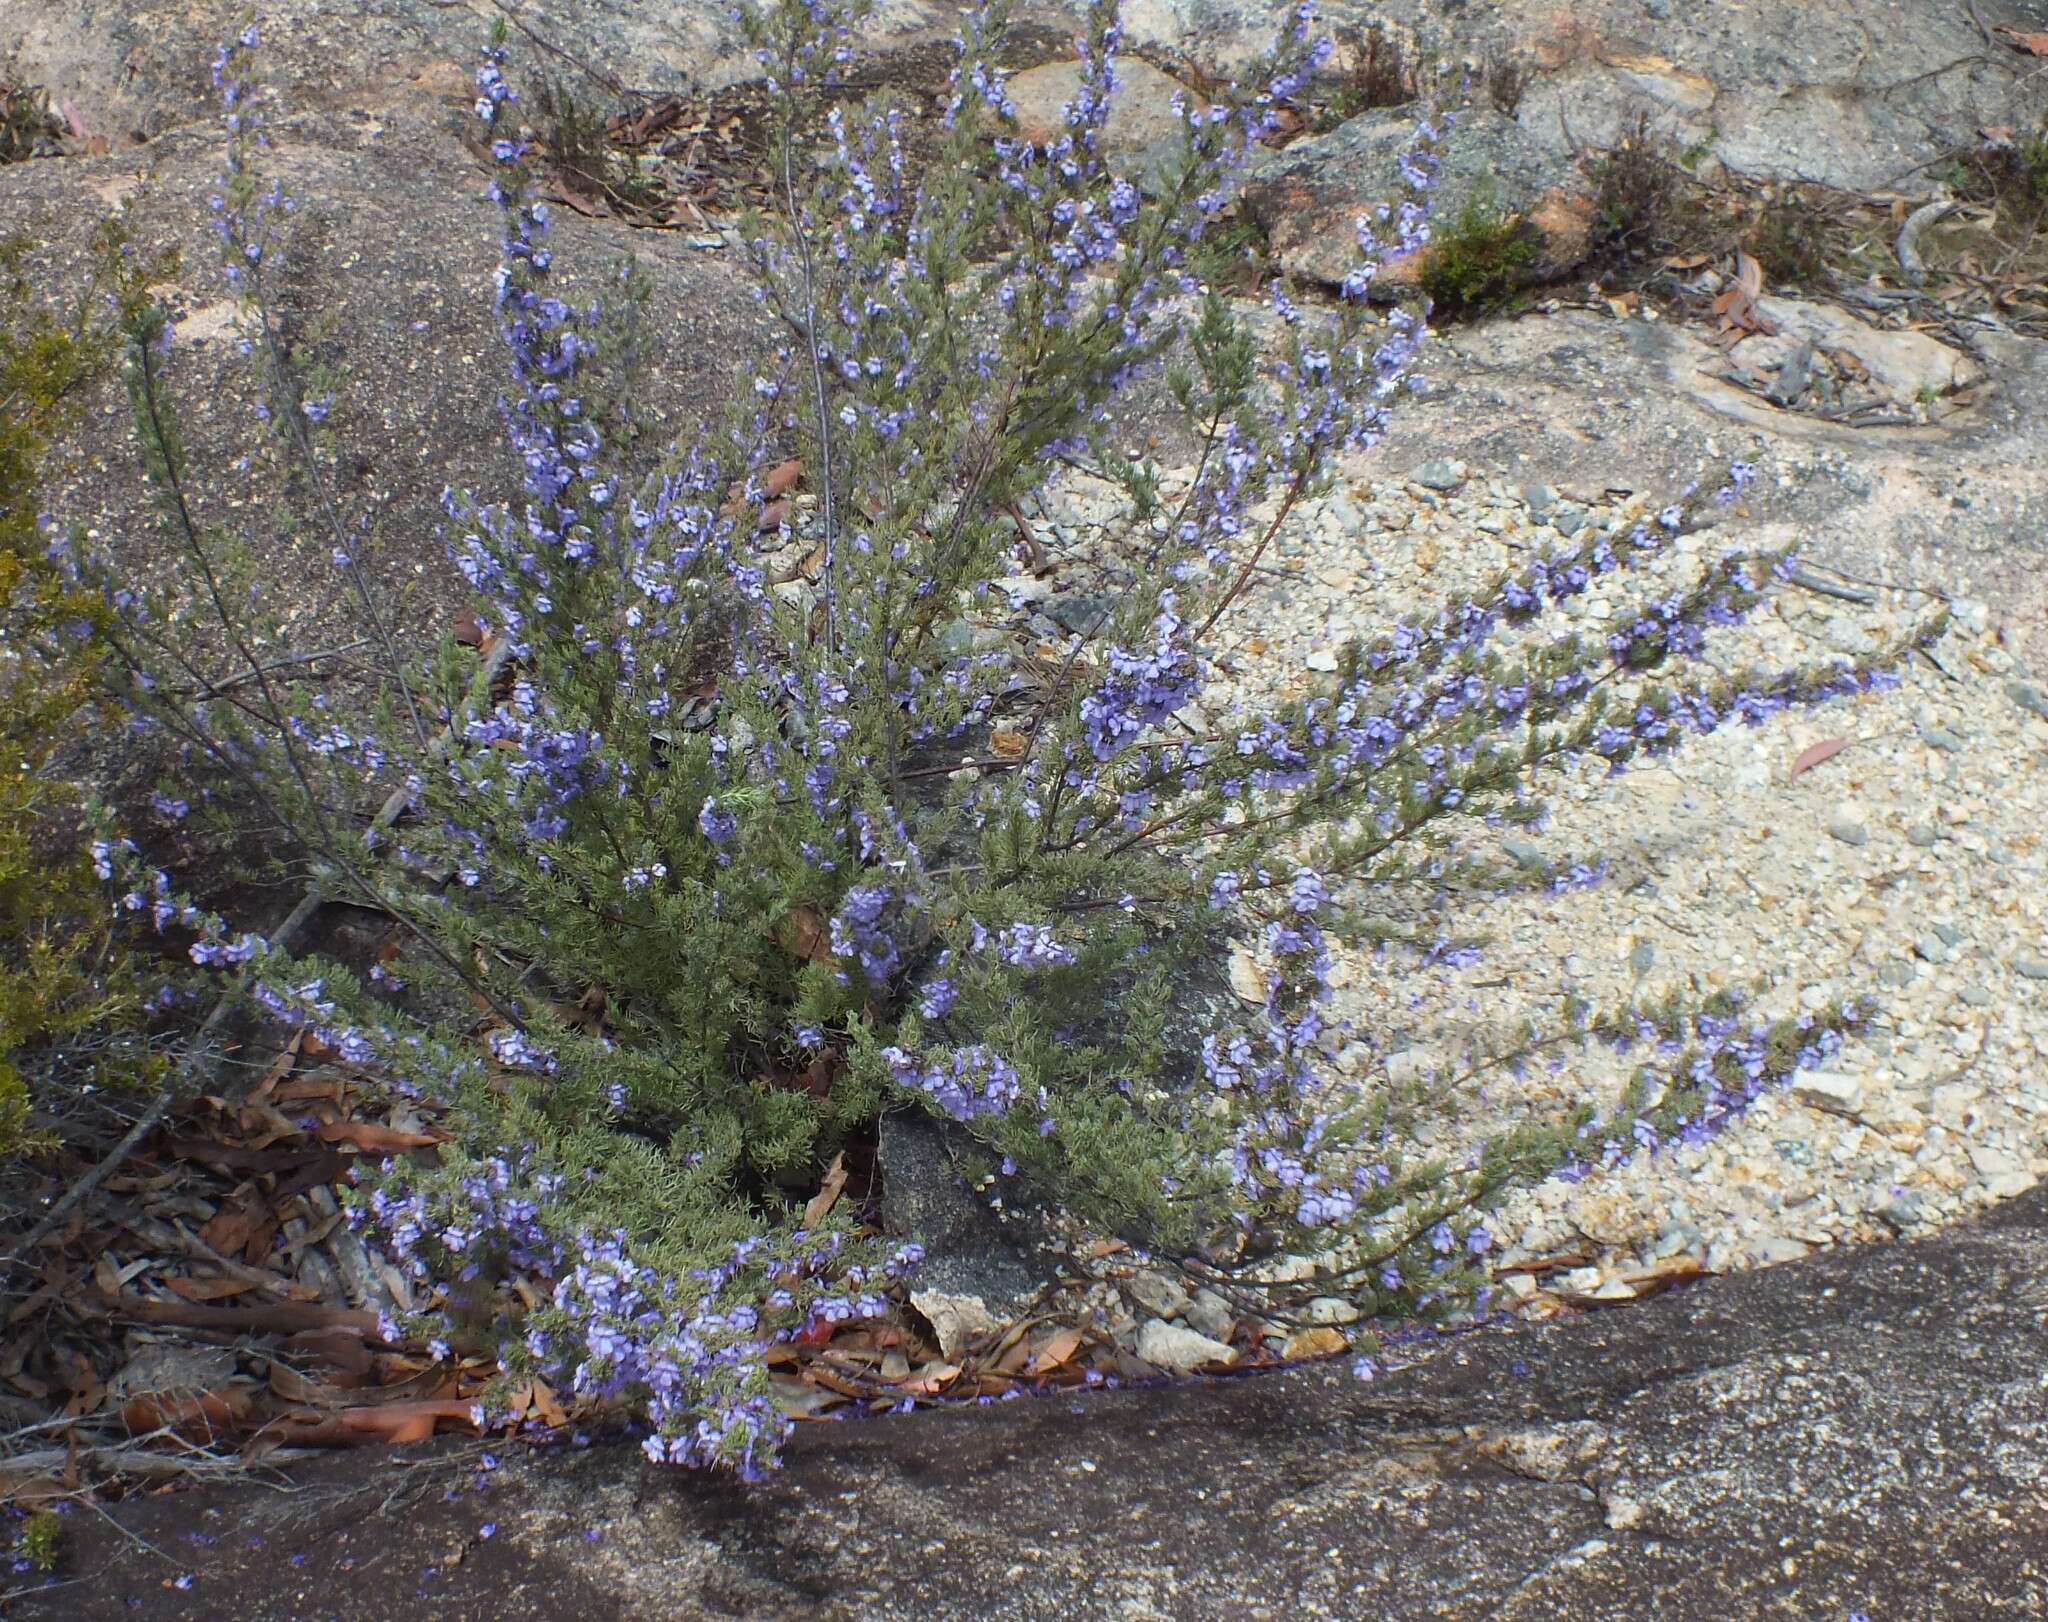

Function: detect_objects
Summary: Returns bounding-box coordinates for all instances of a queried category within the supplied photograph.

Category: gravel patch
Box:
[1014,444,2046,1335]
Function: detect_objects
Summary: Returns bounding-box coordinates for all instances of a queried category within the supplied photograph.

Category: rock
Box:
[1906,824,1940,848]
[1305,1295,1361,1326]
[1628,941,1656,976]
[1747,1234,1812,1265]
[910,1290,1002,1359]
[1920,725,1965,753]
[1242,106,1592,294]
[1911,932,1948,964]
[1004,57,1200,181]
[879,1112,1050,1337]
[1826,815,1868,848]
[1413,457,1467,492]
[2014,959,2048,982]
[107,1340,239,1403]
[1508,2,2046,194]
[1383,1048,1435,1087]
[1280,1326,1348,1359]
[1967,1143,2023,1180]
[1731,299,1983,410]
[52,1188,2048,1617]
[1790,1072,1864,1120]
[1041,590,1117,636]
[1134,1318,1235,1370]
[1876,1192,1925,1232]
[1,0,964,144]
[1127,1269,1191,1320]
[2010,681,2048,721]
[1184,1287,1235,1341]
[1227,947,1266,1004]
[1522,481,1559,519]
[993,574,1051,607]
[1304,647,1339,673]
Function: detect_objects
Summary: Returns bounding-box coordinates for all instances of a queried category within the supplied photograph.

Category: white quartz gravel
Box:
[1020,451,2046,1332]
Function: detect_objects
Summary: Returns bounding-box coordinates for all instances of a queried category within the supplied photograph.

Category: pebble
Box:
[1185,1289,1236,1341]
[1128,1269,1191,1319]
[1790,1072,1864,1119]
[1827,815,1869,847]
[2009,680,2048,720]
[1135,1319,1235,1371]
[1413,457,1467,492]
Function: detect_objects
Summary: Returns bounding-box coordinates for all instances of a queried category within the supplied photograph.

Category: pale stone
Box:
[1136,1319,1235,1370]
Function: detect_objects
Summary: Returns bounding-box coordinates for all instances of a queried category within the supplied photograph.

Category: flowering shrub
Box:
[57,1,1936,1470]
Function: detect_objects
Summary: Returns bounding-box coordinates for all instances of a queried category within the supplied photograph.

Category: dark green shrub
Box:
[1417,186,1541,312]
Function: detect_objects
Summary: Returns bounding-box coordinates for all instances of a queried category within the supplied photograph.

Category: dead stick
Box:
[103,1292,388,1340]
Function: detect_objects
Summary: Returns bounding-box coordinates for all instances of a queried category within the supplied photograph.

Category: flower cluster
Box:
[881,1042,1023,1121]
[351,1147,924,1477]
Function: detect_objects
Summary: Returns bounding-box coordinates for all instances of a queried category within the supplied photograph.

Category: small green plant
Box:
[0,81,65,165]
[528,74,665,217]
[0,227,173,1158]
[1590,112,1692,259]
[1483,49,1531,118]
[1417,186,1541,312]
[1313,22,1414,130]
[1747,187,1834,287]
[11,1508,62,1574]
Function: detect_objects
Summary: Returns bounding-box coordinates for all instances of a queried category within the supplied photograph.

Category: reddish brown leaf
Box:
[267,1362,349,1407]
[167,1275,261,1304]
[314,1120,447,1153]
[804,1364,868,1398]
[1620,1254,1711,1299]
[1789,736,1848,778]
[763,457,803,499]
[756,497,792,533]
[266,1399,482,1448]
[528,1377,568,1429]
[199,1189,277,1265]
[453,609,488,648]
[280,1327,376,1379]
[121,1387,254,1443]
[1996,26,2048,54]
[802,1152,848,1227]
[897,1361,961,1395]
[778,905,834,966]
[1025,1326,1084,1375]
